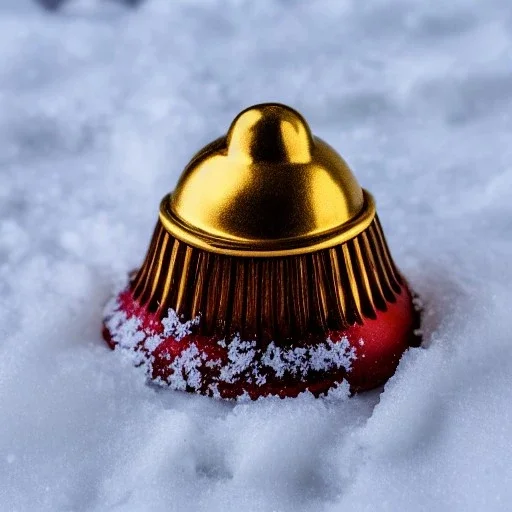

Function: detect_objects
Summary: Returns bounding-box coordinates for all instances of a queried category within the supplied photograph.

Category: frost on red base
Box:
[102,286,418,400]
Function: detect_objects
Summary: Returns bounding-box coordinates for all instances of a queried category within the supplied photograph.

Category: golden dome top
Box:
[159,103,376,257]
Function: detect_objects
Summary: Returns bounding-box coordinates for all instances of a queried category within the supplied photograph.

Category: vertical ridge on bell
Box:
[311,253,329,332]
[190,252,206,320]
[175,246,193,314]
[360,231,386,311]
[289,255,307,336]
[342,243,363,326]
[260,259,272,341]
[150,234,169,303]
[202,257,218,334]
[230,259,246,337]
[245,258,260,339]
[157,237,179,313]
[353,237,376,319]
[275,259,287,339]
[328,247,348,325]
[135,223,155,304]
[220,258,234,333]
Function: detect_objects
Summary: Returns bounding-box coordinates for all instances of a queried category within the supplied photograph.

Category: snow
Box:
[1,0,512,510]
[104,298,355,395]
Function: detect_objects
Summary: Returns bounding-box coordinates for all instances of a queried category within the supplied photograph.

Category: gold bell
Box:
[103,103,420,399]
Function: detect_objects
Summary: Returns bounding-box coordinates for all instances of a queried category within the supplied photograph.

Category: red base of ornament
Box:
[103,285,419,400]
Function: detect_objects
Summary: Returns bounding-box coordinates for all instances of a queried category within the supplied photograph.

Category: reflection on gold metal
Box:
[132,103,406,341]
[159,103,374,257]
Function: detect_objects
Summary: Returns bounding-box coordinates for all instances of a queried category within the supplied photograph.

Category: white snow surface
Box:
[1,0,512,510]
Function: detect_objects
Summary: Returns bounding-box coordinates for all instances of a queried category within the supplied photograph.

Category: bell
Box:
[103,103,421,399]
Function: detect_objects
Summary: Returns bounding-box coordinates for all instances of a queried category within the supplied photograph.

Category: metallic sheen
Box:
[159,103,375,257]
[131,216,402,342]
